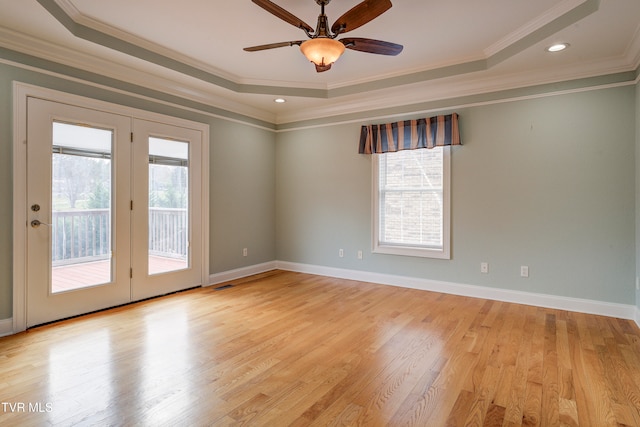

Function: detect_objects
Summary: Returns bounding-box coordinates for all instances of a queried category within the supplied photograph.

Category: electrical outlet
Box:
[357,250,363,260]
[480,262,488,273]
[243,248,247,257]
[339,249,344,258]
[520,265,529,278]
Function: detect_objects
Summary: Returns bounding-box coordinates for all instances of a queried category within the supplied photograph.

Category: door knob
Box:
[30,219,51,228]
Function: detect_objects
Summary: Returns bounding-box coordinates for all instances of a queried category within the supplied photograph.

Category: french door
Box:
[26,97,204,327]
[131,119,203,300]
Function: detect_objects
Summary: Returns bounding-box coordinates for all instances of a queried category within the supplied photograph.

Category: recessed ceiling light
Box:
[546,43,569,52]
[274,98,286,103]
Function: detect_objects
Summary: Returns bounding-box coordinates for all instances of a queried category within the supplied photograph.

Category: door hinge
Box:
[130,268,133,278]
[130,200,133,211]
[130,132,133,143]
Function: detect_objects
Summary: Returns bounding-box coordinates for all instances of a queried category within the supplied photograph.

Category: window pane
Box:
[51,122,113,293]
[148,138,189,275]
[379,148,444,249]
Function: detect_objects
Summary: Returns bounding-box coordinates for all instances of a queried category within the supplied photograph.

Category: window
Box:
[373,147,450,259]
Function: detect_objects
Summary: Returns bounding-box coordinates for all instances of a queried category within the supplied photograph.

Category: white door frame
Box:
[12,82,210,333]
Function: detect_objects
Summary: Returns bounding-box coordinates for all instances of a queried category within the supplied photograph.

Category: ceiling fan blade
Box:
[251,0,314,33]
[244,41,304,52]
[331,0,392,35]
[341,38,403,56]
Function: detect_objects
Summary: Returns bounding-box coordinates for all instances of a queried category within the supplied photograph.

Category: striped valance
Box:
[359,113,461,154]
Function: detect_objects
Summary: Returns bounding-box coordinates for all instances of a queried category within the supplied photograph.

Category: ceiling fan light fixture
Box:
[245,0,402,73]
[300,38,345,67]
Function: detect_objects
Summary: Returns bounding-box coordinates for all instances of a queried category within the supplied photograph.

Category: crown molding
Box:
[37,0,603,98]
[4,0,637,128]
[274,56,636,125]
[55,0,241,84]
[4,9,638,131]
[484,0,588,57]
[3,20,634,129]
[54,0,80,19]
[0,27,276,123]
[627,22,640,69]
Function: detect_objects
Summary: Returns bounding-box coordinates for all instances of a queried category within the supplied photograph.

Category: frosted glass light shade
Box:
[300,38,345,66]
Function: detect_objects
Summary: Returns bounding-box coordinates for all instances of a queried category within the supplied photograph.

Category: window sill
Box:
[373,244,450,260]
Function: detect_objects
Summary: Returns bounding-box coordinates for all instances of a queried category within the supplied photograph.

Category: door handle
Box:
[30,219,51,228]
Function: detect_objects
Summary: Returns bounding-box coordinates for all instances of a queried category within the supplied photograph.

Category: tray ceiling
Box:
[0,0,638,124]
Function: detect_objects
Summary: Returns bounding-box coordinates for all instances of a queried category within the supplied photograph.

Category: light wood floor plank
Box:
[541,313,560,427]
[1,270,639,426]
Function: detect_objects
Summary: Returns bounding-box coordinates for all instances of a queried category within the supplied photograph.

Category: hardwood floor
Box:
[1,270,640,426]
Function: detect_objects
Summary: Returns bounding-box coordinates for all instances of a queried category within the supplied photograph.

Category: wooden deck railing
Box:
[52,208,187,266]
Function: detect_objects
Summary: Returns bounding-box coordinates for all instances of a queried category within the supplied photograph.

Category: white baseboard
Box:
[4,262,637,338]
[208,261,278,287]
[276,261,638,322]
[0,318,13,337]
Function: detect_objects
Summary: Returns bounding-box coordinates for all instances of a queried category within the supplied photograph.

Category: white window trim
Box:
[372,146,451,259]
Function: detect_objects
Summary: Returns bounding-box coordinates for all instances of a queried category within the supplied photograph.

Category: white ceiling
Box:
[0,0,639,124]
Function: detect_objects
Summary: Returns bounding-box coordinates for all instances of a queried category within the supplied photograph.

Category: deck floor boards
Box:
[52,256,187,292]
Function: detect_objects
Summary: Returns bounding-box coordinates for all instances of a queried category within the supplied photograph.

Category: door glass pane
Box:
[148,137,189,275]
[51,122,113,293]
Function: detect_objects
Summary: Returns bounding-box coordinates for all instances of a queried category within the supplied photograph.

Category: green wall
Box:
[0,59,277,319]
[276,87,636,304]
[210,124,276,272]
[636,79,640,312]
[0,50,638,321]
[0,65,12,320]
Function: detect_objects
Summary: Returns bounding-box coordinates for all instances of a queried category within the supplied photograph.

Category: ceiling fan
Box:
[244,0,403,72]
